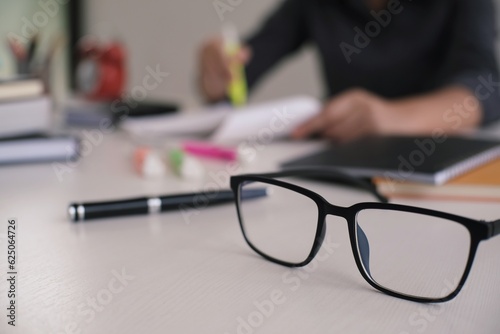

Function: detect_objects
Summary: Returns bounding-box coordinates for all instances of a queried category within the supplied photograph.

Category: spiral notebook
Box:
[282,136,500,185]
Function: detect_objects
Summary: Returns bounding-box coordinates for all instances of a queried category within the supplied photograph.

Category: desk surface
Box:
[1,129,499,334]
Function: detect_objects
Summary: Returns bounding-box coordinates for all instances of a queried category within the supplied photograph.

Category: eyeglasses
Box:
[230,168,500,303]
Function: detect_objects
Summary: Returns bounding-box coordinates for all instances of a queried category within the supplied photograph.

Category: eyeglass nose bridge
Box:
[322,202,373,278]
[324,202,350,220]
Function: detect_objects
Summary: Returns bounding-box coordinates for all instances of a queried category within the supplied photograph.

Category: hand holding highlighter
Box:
[223,24,248,107]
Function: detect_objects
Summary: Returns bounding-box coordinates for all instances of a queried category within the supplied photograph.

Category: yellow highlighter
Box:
[223,24,248,107]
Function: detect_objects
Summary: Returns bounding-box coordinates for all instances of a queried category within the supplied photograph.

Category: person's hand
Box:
[292,89,400,142]
[198,36,251,103]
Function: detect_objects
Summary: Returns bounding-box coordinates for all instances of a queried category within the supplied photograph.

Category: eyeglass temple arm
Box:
[265,168,389,203]
[490,219,500,237]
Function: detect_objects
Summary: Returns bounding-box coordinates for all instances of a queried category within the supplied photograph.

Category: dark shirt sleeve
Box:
[244,0,308,91]
[434,0,500,125]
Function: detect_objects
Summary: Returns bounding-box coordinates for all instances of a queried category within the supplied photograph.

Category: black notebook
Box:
[282,136,500,184]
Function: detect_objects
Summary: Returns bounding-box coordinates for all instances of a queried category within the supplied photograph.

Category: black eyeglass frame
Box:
[230,168,500,303]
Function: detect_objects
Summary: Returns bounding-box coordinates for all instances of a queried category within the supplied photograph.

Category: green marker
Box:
[169,148,184,173]
[169,148,205,180]
[223,24,248,107]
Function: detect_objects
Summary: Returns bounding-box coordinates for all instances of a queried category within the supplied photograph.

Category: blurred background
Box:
[1,0,499,107]
[82,0,322,106]
[0,1,70,99]
[1,0,326,109]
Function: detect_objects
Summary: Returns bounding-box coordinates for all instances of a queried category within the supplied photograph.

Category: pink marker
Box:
[182,141,238,161]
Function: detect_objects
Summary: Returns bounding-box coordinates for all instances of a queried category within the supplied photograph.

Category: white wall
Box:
[85,0,321,108]
[86,0,500,108]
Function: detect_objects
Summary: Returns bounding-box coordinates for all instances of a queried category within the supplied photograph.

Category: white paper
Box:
[121,107,230,137]
[120,96,321,143]
[211,96,321,144]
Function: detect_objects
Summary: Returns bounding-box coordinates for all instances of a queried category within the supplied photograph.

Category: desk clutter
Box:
[0,134,79,165]
[0,76,80,165]
[133,141,249,180]
[374,158,500,202]
[121,95,320,143]
[283,135,500,185]
[283,135,500,203]
[0,76,48,138]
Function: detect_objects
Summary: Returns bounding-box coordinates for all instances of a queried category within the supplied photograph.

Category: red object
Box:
[77,40,126,101]
[7,38,27,60]
[133,147,151,174]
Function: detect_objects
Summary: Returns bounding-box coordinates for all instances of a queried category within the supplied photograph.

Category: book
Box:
[0,134,79,165]
[0,96,52,138]
[0,77,44,101]
[64,99,178,127]
[64,98,115,127]
[120,95,321,143]
[281,136,500,185]
[374,159,500,202]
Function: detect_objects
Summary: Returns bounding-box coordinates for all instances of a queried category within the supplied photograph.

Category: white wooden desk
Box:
[0,129,499,334]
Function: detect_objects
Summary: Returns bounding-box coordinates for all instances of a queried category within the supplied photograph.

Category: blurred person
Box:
[198,0,500,142]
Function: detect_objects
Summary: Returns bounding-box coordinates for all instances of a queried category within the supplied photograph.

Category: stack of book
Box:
[282,135,500,203]
[374,159,500,202]
[0,77,79,165]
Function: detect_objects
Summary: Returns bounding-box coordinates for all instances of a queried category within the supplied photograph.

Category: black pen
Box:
[68,188,267,222]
